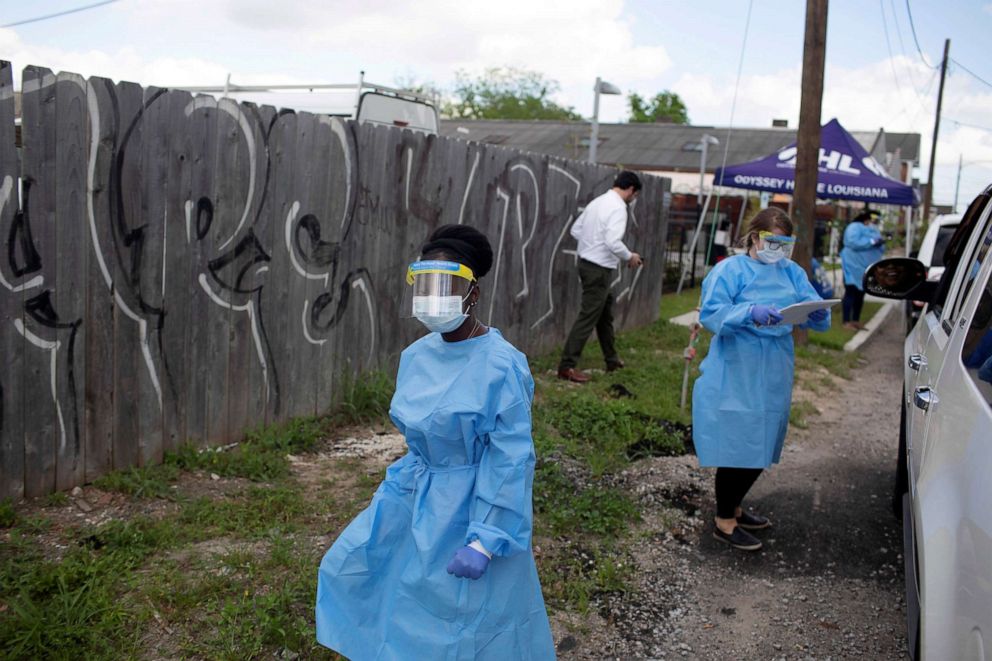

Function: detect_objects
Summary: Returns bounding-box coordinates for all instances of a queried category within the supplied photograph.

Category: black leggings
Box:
[842,285,865,323]
[715,467,763,519]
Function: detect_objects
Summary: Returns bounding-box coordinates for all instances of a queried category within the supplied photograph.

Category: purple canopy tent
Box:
[676,118,919,293]
[712,118,918,206]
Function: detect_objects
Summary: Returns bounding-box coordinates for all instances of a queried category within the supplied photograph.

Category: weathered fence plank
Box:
[161,88,194,454]
[0,61,25,500]
[111,79,144,470]
[20,66,58,498]
[2,65,670,497]
[53,72,88,491]
[84,76,117,481]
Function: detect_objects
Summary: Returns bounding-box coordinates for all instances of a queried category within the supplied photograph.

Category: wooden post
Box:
[793,0,829,345]
[922,38,950,228]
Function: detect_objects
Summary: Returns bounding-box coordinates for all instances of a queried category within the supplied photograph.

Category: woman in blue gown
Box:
[840,210,885,329]
[692,208,831,551]
[316,224,555,660]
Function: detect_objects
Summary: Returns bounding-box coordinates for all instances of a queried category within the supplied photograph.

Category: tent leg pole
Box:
[677,190,713,295]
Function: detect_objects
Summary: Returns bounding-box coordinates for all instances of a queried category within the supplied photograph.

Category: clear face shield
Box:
[757,231,797,263]
[404,260,477,329]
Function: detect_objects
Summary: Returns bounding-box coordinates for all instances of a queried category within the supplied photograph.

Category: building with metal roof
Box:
[439,119,921,198]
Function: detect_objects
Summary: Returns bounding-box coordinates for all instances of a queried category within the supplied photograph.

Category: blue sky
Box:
[3,0,991,208]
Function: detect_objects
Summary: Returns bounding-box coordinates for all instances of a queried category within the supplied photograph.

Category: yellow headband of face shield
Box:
[405,260,476,285]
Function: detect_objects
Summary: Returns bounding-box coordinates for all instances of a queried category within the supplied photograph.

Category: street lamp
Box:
[589,77,622,163]
[698,133,719,207]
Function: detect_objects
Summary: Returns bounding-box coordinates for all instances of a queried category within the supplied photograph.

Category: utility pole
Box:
[792,0,828,346]
[923,39,950,226]
[792,0,828,276]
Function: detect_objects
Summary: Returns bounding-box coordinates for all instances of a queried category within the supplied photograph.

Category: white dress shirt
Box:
[569,189,633,269]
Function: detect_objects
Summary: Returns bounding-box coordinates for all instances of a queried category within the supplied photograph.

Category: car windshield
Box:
[931,225,958,268]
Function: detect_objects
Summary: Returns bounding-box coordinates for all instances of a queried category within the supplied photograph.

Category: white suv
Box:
[864,187,992,660]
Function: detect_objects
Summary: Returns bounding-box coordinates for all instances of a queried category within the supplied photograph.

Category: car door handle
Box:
[913,386,938,411]
[908,354,927,371]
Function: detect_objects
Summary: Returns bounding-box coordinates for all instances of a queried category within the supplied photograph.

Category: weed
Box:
[534,462,639,538]
[333,369,394,425]
[537,543,631,612]
[42,492,69,507]
[0,498,16,528]
[789,400,820,429]
[93,463,181,499]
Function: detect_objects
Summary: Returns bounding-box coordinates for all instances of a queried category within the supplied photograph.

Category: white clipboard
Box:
[778,299,840,325]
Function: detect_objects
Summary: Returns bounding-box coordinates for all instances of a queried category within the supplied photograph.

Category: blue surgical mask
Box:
[413,293,470,333]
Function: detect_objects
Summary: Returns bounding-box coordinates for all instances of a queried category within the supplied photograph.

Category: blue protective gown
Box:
[316,328,555,661]
[840,222,884,288]
[692,255,831,468]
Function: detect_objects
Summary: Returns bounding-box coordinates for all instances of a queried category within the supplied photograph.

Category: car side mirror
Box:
[863,257,937,301]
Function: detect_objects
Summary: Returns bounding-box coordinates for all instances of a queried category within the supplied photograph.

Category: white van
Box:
[864,186,992,660]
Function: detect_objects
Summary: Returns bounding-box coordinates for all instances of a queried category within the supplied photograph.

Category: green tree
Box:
[445,67,582,120]
[628,91,690,124]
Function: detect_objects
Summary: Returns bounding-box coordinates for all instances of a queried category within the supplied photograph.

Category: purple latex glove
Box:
[872,238,884,247]
[750,304,783,326]
[807,308,829,323]
[446,546,490,580]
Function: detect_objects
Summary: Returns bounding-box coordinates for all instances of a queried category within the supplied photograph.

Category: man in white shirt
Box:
[558,171,644,383]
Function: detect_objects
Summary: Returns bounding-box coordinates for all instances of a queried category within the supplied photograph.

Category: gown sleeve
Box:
[698,262,755,336]
[465,362,536,558]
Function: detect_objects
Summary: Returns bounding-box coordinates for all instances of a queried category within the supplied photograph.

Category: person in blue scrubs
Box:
[692,207,832,551]
[316,224,555,660]
[840,210,885,329]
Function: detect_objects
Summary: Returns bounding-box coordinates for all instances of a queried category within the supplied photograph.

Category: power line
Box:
[1,0,121,29]
[950,57,992,90]
[879,0,908,101]
[946,117,992,133]
[903,0,936,68]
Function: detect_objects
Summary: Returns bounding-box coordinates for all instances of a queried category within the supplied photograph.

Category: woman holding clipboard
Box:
[692,208,833,551]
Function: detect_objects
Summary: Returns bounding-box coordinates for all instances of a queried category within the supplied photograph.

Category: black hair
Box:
[420,224,494,279]
[854,209,878,223]
[613,170,642,192]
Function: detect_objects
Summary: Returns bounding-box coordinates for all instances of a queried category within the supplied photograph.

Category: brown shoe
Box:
[557,368,590,383]
[605,359,625,372]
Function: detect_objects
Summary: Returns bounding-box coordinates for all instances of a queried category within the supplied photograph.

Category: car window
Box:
[931,192,991,319]
[949,221,992,326]
[960,265,992,408]
[930,226,957,268]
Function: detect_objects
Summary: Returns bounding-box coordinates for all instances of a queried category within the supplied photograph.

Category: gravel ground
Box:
[551,313,909,660]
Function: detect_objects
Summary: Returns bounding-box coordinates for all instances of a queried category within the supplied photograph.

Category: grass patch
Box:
[789,400,820,430]
[795,342,862,379]
[533,461,639,538]
[807,301,882,350]
[0,499,17,528]
[537,543,631,613]
[659,286,702,321]
[332,369,394,426]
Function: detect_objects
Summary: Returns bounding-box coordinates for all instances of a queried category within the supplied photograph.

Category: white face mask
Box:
[413,293,469,333]
[755,247,786,264]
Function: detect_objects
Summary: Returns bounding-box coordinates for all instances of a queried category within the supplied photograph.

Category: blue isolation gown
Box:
[316,328,555,661]
[692,255,831,468]
[840,222,884,288]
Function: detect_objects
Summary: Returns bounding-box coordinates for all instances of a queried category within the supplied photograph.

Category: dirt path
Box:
[555,313,910,659]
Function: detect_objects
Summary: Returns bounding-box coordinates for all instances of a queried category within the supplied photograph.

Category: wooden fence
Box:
[0,62,671,499]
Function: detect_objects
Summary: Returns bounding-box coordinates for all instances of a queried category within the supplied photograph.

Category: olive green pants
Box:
[558,259,620,371]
